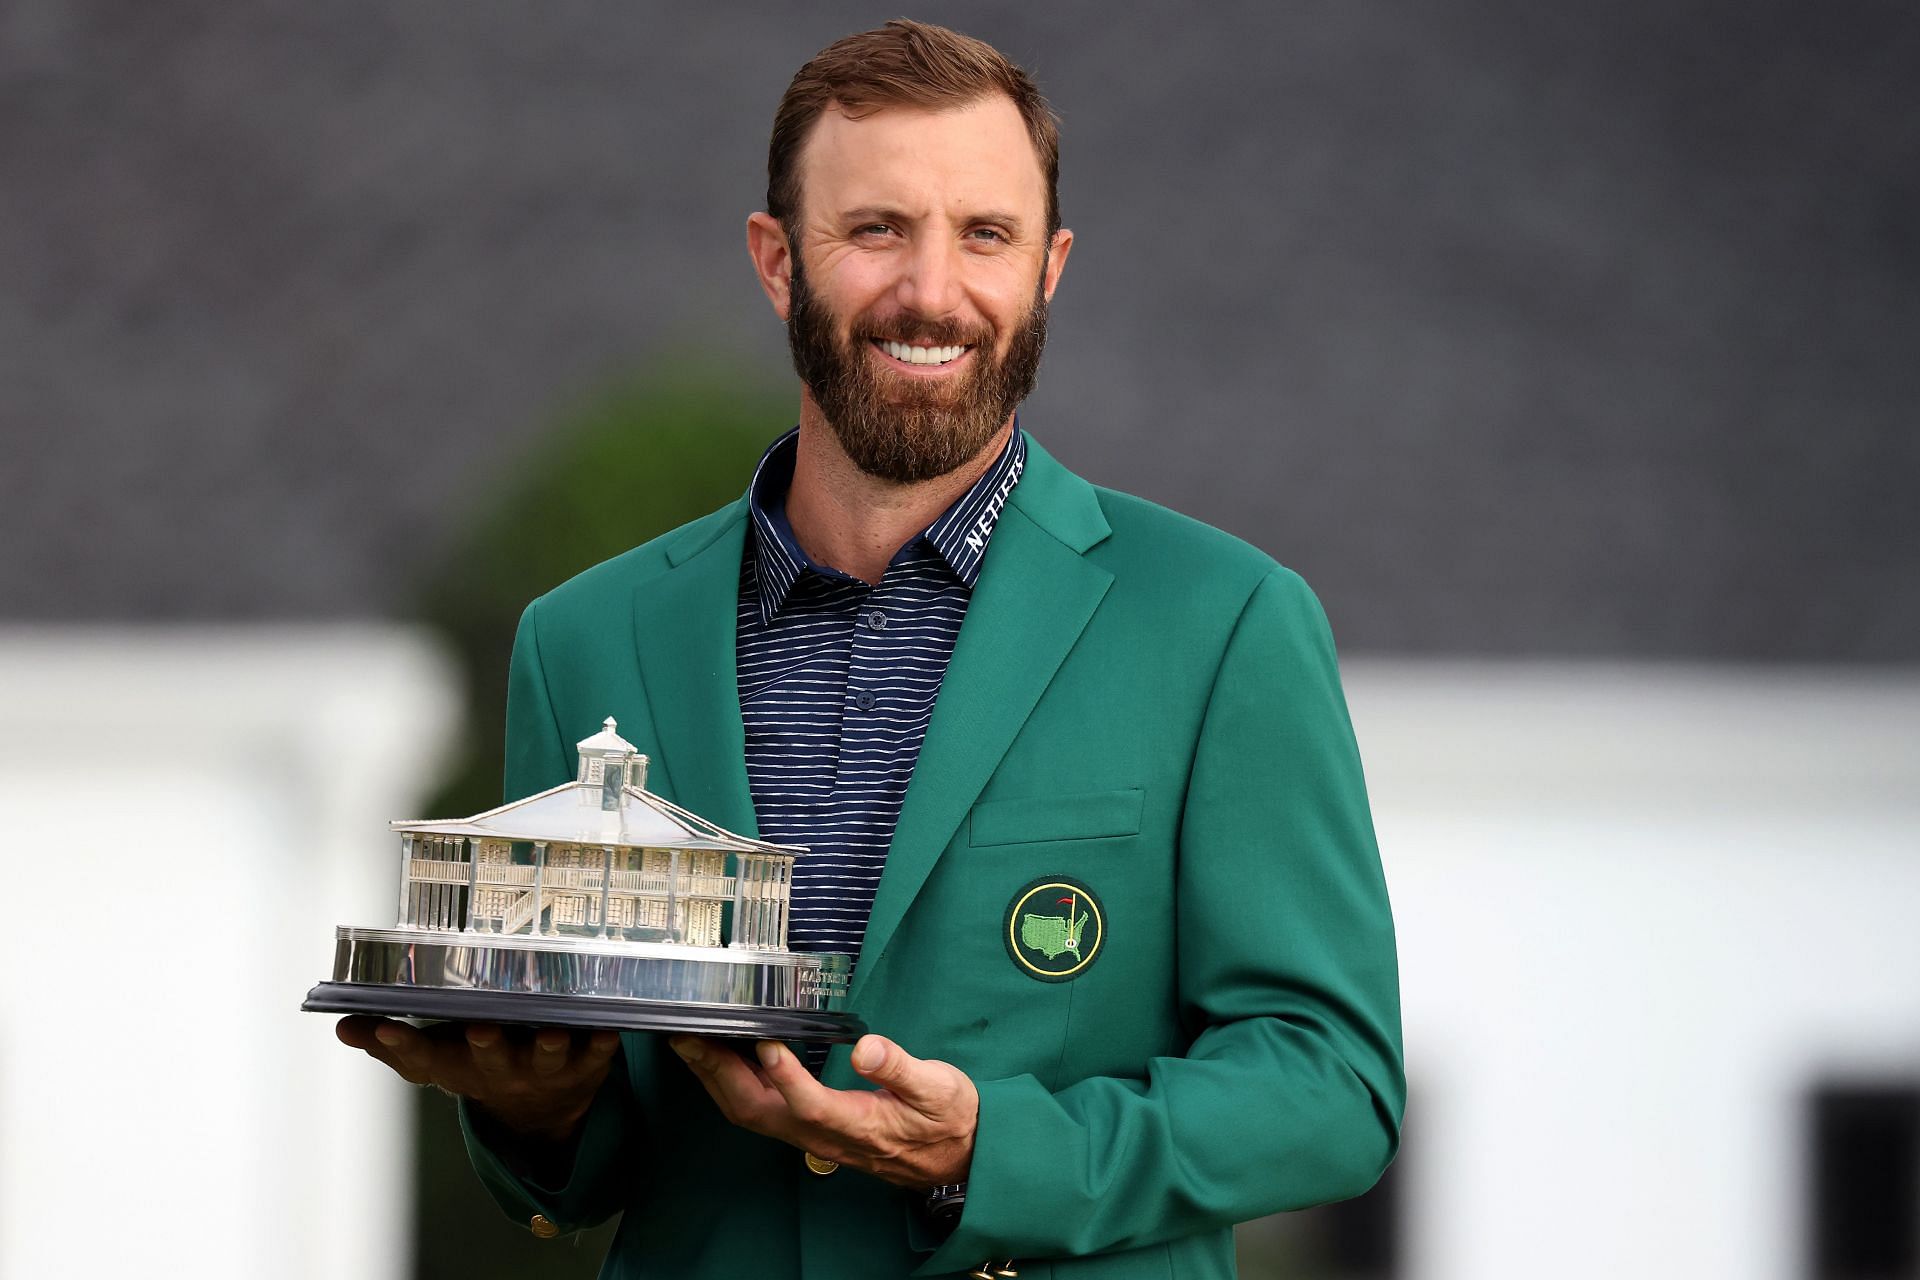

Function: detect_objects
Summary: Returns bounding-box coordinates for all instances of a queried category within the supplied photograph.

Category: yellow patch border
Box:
[1004,876,1105,982]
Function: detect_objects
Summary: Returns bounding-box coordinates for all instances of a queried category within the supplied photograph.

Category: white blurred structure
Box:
[3,638,1914,1279]
[0,628,459,1280]
[1348,661,1920,1280]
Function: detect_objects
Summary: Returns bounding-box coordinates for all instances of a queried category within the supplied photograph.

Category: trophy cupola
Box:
[576,716,648,806]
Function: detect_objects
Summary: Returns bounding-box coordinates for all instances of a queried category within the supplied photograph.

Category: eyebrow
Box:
[839,205,1028,233]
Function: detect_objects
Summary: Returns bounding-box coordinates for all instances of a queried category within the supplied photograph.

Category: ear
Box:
[1041,227,1074,302]
[746,212,795,320]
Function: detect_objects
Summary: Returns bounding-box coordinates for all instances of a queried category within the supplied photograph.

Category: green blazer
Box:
[462,436,1403,1279]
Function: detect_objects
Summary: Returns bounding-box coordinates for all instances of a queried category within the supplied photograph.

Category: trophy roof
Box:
[575,715,637,757]
[391,780,804,857]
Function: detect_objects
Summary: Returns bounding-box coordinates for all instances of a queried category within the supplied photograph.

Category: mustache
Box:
[856,316,993,348]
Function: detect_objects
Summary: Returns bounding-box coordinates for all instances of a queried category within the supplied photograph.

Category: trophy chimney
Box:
[575,716,646,810]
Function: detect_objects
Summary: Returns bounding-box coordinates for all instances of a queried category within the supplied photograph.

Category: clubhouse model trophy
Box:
[304,717,866,1042]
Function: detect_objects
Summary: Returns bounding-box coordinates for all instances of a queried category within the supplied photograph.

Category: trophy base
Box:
[303,982,865,1041]
[304,927,866,1043]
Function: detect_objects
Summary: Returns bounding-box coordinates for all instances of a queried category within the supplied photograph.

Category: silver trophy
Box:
[304,717,866,1042]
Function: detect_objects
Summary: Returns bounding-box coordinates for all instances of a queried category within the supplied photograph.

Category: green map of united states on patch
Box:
[1021,911,1088,961]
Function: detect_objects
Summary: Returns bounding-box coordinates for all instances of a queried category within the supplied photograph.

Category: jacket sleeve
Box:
[458,598,645,1232]
[920,567,1404,1272]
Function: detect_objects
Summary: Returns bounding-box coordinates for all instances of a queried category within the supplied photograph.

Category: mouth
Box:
[869,338,974,371]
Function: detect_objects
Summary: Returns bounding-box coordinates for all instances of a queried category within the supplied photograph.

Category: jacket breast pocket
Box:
[967,787,1145,847]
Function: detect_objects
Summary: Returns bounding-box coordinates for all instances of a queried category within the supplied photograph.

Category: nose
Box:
[895,234,964,319]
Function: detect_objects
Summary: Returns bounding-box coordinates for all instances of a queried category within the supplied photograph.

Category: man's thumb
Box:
[851,1034,900,1079]
[852,1035,963,1115]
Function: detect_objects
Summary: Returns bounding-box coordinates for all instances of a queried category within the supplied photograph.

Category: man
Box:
[340,20,1402,1279]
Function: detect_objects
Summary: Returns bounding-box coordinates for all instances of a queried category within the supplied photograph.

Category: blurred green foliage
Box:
[415,363,788,821]
[406,362,788,1280]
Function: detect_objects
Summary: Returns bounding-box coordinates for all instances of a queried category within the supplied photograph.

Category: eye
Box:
[967,226,1009,244]
[854,223,896,238]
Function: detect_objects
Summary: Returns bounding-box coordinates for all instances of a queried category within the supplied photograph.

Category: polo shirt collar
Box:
[746,424,1029,624]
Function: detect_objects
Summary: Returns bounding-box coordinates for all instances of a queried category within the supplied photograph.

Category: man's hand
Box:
[336,1016,619,1145]
[670,1033,977,1188]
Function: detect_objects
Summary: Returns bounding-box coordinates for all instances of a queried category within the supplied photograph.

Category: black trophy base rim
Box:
[303,982,868,1043]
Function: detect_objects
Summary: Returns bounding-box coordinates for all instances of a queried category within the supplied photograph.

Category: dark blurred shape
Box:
[408,362,786,1280]
[1318,1154,1399,1275]
[1237,1125,1403,1279]
[1808,1083,1920,1279]
[414,362,786,820]
[7,4,1917,661]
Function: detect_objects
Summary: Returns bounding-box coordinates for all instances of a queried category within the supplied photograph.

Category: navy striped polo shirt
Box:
[737,425,1028,967]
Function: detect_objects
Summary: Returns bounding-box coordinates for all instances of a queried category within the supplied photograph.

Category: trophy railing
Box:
[405,859,738,900]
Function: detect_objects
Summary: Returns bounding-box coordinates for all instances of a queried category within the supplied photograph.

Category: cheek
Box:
[968,264,1046,331]
[823,261,901,319]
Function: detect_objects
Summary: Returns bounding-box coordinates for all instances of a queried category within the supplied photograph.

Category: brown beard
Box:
[785,252,1050,484]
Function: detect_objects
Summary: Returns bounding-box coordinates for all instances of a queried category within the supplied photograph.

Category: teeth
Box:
[880,340,966,366]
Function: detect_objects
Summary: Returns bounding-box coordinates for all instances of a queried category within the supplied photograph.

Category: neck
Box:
[785,394,1013,585]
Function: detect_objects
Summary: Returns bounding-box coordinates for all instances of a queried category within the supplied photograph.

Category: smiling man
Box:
[767,87,1063,505]
[339,20,1402,1280]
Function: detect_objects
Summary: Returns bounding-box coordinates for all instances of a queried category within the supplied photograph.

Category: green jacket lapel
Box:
[852,439,1113,1002]
[629,498,760,838]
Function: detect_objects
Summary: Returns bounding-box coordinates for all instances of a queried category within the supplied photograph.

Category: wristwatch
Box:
[922,1181,967,1239]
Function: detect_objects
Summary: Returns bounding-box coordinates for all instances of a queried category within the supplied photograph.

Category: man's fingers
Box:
[582,1030,620,1068]
[336,1019,620,1144]
[463,1023,518,1081]
[674,1037,761,1090]
[672,1036,779,1125]
[850,1034,909,1088]
[669,1035,714,1076]
[669,1036,737,1119]
[530,1029,572,1078]
[850,1034,962,1116]
[754,1040,840,1126]
[335,1016,385,1050]
[351,1019,436,1085]
[338,1018,438,1087]
[333,1015,416,1054]
[664,1034,977,1182]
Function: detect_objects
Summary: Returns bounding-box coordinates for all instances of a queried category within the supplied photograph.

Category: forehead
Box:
[796,95,1048,224]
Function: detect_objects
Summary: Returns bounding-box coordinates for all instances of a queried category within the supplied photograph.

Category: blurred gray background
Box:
[5,4,1916,1279]
[8,0,1915,657]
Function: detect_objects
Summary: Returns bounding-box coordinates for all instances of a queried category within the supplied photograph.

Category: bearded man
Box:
[339,20,1403,1280]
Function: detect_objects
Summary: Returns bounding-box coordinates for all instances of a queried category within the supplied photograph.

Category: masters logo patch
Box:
[1004,876,1105,982]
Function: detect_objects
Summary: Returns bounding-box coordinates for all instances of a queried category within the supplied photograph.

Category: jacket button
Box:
[529,1214,560,1239]
[804,1152,839,1175]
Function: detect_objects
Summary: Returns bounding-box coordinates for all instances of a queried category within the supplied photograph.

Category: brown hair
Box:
[767,20,1062,236]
